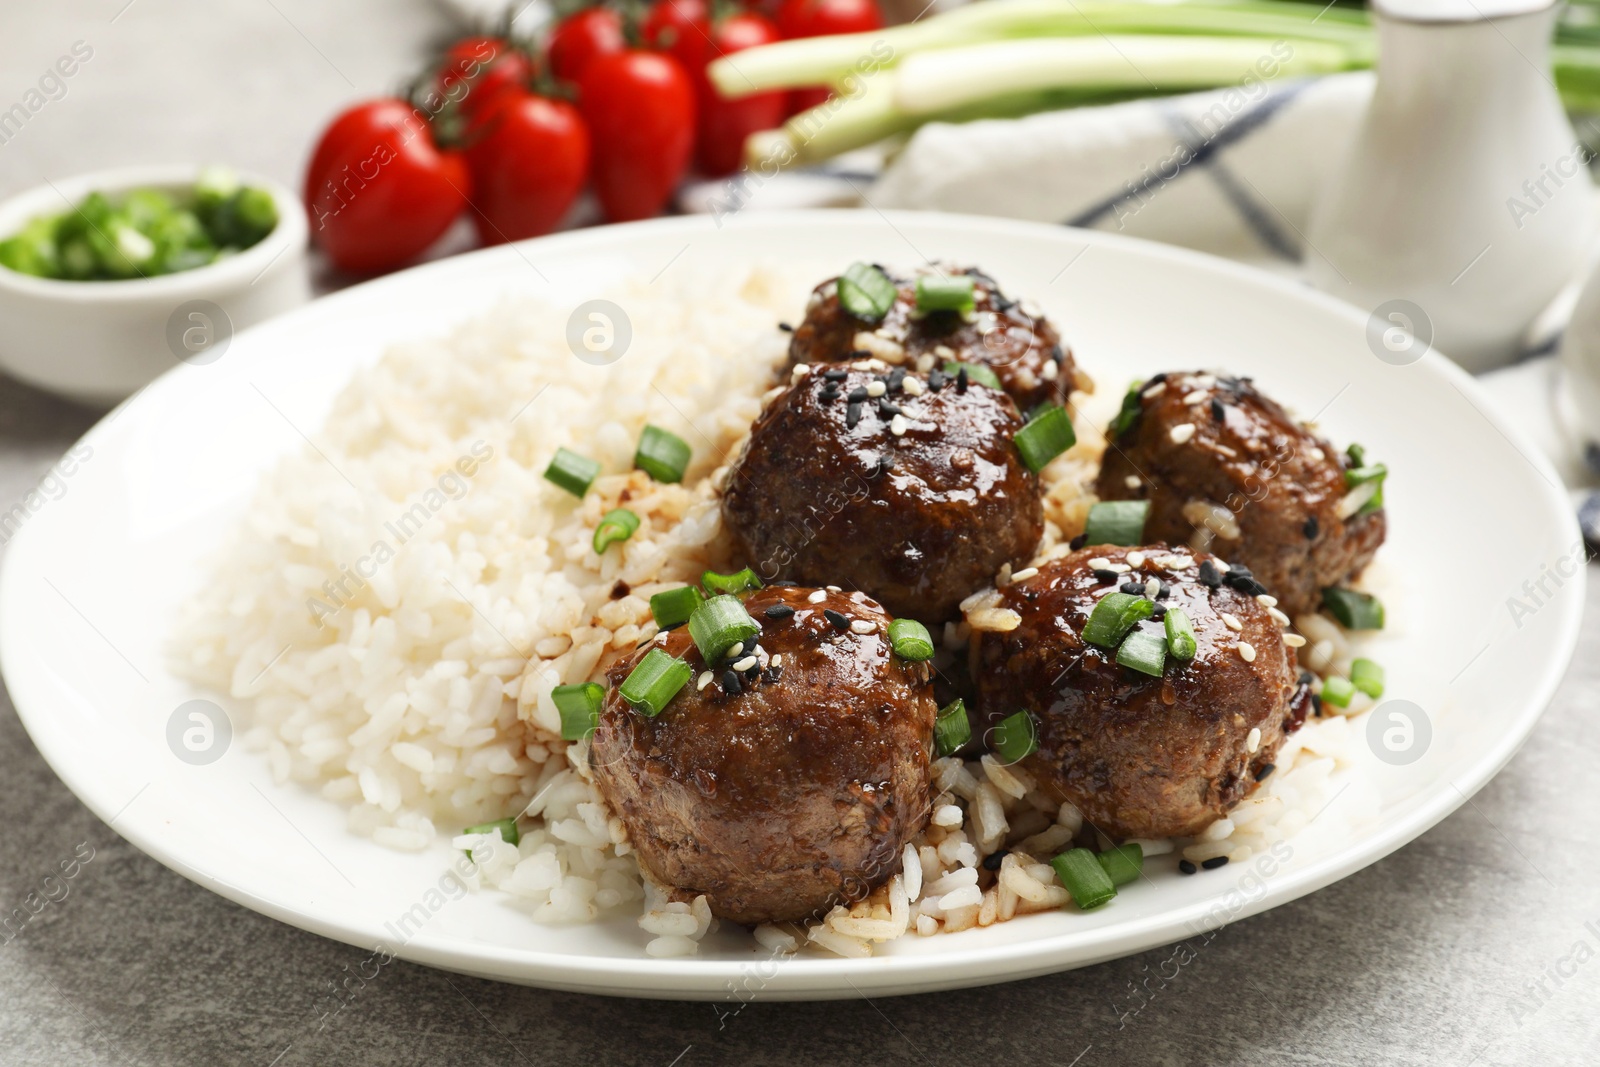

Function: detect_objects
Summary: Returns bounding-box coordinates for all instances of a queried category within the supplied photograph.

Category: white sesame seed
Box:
[1246,726,1261,752]
[902,376,925,396]
[792,363,811,378]
[1011,567,1038,581]
[851,359,875,370]
[1159,555,1189,570]
[1283,633,1306,648]
[1256,594,1278,607]
[1269,607,1292,627]
[1145,578,1160,599]
[1238,641,1257,663]
[808,590,827,603]
[1193,373,1216,387]
[1222,613,1243,632]
[1143,381,1167,397]
[850,620,876,635]
[915,354,936,372]
[1126,551,1146,568]
[1169,423,1197,445]
[890,414,909,436]
[1088,557,1112,569]
[697,671,713,691]
[1184,391,1208,405]
[726,642,744,659]
[1125,475,1141,489]
[1105,563,1131,574]
[1212,557,1230,571]
[827,585,841,592]
[732,656,758,672]
[867,381,888,398]
[1041,360,1059,381]
[771,654,783,668]
[934,344,956,359]
[1307,446,1325,462]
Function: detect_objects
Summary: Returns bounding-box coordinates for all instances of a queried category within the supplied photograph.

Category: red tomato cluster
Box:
[305,0,881,274]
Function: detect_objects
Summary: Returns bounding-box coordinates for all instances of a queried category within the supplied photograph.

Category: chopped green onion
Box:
[1321,674,1355,708]
[888,618,935,661]
[1116,629,1167,677]
[943,359,1002,390]
[702,567,763,597]
[1109,379,1145,438]
[649,585,704,630]
[552,682,604,741]
[1013,404,1076,473]
[1346,442,1367,468]
[619,647,692,717]
[1096,843,1143,887]
[837,261,897,322]
[544,447,601,497]
[1051,847,1117,910]
[634,425,692,484]
[992,710,1038,763]
[934,698,971,757]
[1082,500,1150,547]
[592,508,640,554]
[1163,607,1197,661]
[915,274,976,314]
[1321,587,1385,630]
[462,817,520,847]
[1082,592,1155,648]
[1350,657,1385,699]
[1344,461,1387,516]
[687,594,761,663]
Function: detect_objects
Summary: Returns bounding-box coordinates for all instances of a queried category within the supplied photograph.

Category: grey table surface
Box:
[4,3,1600,1065]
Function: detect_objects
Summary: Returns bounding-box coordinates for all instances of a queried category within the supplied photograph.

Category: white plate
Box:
[0,211,1582,1000]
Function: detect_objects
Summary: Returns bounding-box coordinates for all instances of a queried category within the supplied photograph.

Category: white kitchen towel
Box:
[681,72,1377,272]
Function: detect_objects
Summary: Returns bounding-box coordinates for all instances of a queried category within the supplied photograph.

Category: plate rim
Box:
[1,208,1584,999]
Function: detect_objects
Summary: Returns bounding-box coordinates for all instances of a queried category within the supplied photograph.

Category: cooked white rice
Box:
[178,266,1380,959]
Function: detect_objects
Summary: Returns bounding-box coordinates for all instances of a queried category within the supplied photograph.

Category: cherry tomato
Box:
[463,91,590,244]
[579,50,696,221]
[776,0,882,38]
[304,99,471,274]
[435,36,535,121]
[549,8,626,84]
[697,13,786,176]
[642,0,712,79]
[776,0,882,116]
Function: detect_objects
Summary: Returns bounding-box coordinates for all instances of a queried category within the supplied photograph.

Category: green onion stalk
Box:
[714,0,1600,170]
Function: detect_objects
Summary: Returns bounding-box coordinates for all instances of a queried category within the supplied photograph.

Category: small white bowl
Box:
[0,164,310,405]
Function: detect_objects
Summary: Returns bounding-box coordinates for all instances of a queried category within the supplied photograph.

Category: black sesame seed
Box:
[982,849,1010,872]
[823,367,849,381]
[877,452,896,474]
[1093,568,1118,583]
[1210,397,1225,422]
[1156,581,1171,600]
[956,367,969,394]
[1303,515,1320,540]
[761,667,781,684]
[1198,560,1222,588]
[1120,581,1143,595]
[1150,603,1167,620]
[887,368,907,392]
[1051,343,1065,365]
[1069,533,1088,550]
[819,385,840,403]
[1311,693,1324,717]
[878,399,902,418]
[1179,859,1197,875]
[823,608,850,631]
[721,670,743,695]
[848,349,872,360]
[928,368,946,392]
[846,402,863,430]
[1254,763,1276,782]
[778,322,793,332]
[847,385,868,403]
[764,604,796,619]
[1201,856,1229,870]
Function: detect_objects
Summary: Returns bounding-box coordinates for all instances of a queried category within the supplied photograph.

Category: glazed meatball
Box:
[786,266,1081,413]
[590,585,937,925]
[973,544,1311,840]
[1095,371,1386,618]
[722,364,1045,623]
